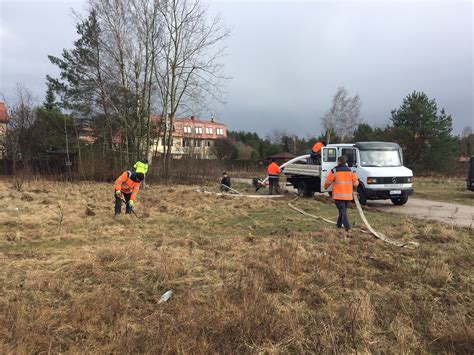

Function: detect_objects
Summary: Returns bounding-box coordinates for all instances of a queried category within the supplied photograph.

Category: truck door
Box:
[341,147,358,168]
[321,146,338,192]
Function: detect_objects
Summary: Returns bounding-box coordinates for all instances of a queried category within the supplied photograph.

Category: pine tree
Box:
[43,84,59,111]
[390,91,458,170]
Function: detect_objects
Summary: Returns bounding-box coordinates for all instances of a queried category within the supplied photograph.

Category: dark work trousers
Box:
[269,176,281,195]
[335,200,351,230]
[115,192,132,214]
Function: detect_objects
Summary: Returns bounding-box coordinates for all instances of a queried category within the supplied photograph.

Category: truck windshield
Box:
[360,150,402,167]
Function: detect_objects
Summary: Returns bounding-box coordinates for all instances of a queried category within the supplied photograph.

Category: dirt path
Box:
[366,198,474,229]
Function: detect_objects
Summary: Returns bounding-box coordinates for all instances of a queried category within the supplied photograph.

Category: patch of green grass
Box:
[413,176,473,206]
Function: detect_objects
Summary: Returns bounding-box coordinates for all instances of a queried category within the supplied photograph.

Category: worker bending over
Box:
[114,170,144,216]
[267,158,281,195]
[324,156,359,235]
[133,159,149,191]
[220,172,231,192]
[311,140,325,164]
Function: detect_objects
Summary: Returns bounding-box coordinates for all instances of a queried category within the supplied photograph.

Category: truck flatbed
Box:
[283,163,320,177]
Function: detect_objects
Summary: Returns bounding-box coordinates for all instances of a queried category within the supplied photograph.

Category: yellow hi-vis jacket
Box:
[133,161,149,175]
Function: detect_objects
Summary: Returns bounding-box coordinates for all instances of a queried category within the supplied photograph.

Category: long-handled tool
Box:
[120,197,140,219]
[220,183,242,195]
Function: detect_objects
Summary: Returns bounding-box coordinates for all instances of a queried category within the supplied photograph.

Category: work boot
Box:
[345,229,352,238]
[114,213,121,220]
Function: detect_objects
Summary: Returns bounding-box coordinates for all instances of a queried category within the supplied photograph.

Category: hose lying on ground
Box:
[288,194,419,249]
[196,188,284,199]
[220,184,242,195]
[198,185,419,248]
[352,193,419,248]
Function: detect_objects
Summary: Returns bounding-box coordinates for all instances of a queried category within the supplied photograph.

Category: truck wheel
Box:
[357,186,368,206]
[391,195,409,205]
[297,181,307,196]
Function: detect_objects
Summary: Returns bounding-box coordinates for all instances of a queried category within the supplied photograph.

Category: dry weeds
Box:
[0,177,473,353]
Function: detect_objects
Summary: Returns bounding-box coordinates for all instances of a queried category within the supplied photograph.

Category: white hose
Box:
[220,184,242,195]
[196,189,284,199]
[260,154,310,185]
[353,193,419,248]
[288,195,418,248]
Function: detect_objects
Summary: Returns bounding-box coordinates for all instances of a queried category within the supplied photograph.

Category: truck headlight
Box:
[367,177,377,184]
[407,177,413,183]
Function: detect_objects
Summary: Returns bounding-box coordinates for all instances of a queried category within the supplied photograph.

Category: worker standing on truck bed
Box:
[323,156,359,236]
[114,170,144,216]
[133,159,149,191]
[267,158,281,195]
[311,140,325,164]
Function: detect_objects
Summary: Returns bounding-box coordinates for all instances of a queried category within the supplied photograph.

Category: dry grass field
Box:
[0,177,473,353]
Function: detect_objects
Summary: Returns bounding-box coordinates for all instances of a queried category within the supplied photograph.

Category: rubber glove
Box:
[128,200,134,208]
[115,190,122,197]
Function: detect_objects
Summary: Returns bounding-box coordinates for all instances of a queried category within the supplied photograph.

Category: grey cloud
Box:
[1,0,472,135]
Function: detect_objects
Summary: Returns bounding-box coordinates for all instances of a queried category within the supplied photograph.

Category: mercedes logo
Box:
[392,177,397,184]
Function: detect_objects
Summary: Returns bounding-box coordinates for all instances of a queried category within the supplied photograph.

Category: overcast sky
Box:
[0,0,472,137]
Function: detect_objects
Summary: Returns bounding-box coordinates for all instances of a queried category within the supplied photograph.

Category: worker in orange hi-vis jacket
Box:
[113,170,144,216]
[324,155,359,235]
[310,140,325,164]
[267,158,281,195]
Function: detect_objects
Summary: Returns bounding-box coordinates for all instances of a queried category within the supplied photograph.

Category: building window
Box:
[194,140,201,148]
[184,126,191,134]
[195,127,203,134]
[206,127,213,134]
[216,128,224,135]
[205,140,212,147]
[183,139,191,147]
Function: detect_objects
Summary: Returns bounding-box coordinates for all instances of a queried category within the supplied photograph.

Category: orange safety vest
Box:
[312,141,324,153]
[267,162,280,176]
[114,171,141,201]
[324,165,358,200]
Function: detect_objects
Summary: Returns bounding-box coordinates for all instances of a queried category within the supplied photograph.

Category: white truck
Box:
[282,142,414,205]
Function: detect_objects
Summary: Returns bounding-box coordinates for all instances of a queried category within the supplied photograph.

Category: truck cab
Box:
[283,141,414,205]
[322,142,413,205]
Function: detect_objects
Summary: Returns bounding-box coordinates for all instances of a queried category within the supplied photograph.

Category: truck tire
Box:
[297,181,307,196]
[357,186,368,206]
[297,181,315,197]
[391,195,409,205]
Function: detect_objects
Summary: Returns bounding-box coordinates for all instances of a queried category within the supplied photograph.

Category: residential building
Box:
[152,115,227,159]
[0,102,9,158]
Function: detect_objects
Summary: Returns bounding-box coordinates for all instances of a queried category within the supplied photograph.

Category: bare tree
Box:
[211,137,237,160]
[322,86,361,143]
[49,0,229,175]
[266,128,289,146]
[4,85,36,174]
[88,0,162,161]
[154,0,230,179]
[461,126,472,139]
